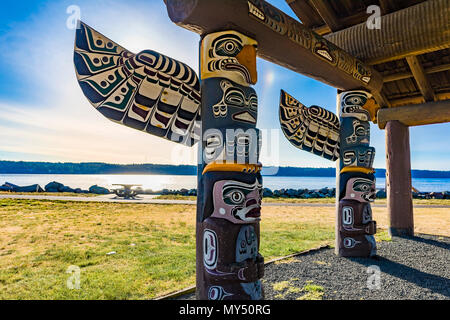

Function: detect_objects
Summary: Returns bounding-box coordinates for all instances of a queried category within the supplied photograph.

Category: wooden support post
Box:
[385,121,414,237]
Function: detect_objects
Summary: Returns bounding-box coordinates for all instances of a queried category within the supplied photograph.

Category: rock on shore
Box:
[1,181,449,199]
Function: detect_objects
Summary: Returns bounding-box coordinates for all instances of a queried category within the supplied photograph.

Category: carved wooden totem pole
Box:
[73,22,264,300]
[279,90,380,257]
[197,31,264,300]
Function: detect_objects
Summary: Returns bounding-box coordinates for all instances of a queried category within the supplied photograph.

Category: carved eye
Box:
[225,90,245,107]
[225,190,245,204]
[355,126,366,136]
[349,96,362,105]
[215,39,243,57]
[249,95,258,110]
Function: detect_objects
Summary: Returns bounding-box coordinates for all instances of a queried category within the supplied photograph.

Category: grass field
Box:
[156,194,450,206]
[0,198,447,299]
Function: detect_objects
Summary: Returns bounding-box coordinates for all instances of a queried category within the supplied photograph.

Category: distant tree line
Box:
[0,161,449,178]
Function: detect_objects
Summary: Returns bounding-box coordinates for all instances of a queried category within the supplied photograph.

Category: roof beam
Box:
[377,99,450,129]
[310,0,341,31]
[325,0,450,65]
[286,0,322,28]
[165,0,383,93]
[405,55,437,102]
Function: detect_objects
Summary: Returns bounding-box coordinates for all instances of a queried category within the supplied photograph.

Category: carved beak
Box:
[362,98,381,123]
[236,45,257,85]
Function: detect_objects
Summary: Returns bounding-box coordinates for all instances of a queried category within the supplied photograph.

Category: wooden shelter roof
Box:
[287,0,450,107]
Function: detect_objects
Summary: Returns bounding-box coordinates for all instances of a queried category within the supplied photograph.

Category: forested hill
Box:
[0,161,449,178]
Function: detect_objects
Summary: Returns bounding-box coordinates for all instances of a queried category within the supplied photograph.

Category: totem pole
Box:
[197,31,264,300]
[336,90,378,257]
[73,22,264,299]
[279,89,380,257]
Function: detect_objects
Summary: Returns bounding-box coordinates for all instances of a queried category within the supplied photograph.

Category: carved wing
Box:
[279,90,340,161]
[74,21,201,146]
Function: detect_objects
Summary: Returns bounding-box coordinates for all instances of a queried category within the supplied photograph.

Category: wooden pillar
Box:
[386,120,414,236]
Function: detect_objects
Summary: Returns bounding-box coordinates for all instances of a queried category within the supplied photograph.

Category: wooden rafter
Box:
[286,0,322,28]
[388,92,450,108]
[406,55,437,102]
[383,63,450,83]
[378,0,398,15]
[310,0,341,31]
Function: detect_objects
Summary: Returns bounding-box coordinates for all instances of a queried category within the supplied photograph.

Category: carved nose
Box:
[236,45,257,84]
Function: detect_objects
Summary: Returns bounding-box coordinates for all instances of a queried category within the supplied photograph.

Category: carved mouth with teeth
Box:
[232,199,261,222]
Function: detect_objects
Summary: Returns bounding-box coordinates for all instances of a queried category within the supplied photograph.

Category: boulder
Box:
[286,189,297,197]
[88,185,110,194]
[16,184,44,193]
[3,182,43,192]
[60,186,75,193]
[0,184,13,191]
[376,189,387,198]
[262,188,273,197]
[45,181,65,192]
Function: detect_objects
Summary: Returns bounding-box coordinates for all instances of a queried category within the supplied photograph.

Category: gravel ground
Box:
[176,234,449,300]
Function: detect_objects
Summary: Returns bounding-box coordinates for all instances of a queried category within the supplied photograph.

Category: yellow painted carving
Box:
[340,166,375,175]
[202,162,262,175]
[201,30,258,86]
[362,98,381,123]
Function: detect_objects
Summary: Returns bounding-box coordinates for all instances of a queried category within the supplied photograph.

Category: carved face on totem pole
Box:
[341,118,371,147]
[212,79,258,122]
[211,178,262,224]
[342,146,376,168]
[340,91,380,122]
[201,31,258,86]
[343,177,376,202]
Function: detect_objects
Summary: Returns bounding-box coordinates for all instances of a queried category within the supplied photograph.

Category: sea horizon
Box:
[2,173,450,193]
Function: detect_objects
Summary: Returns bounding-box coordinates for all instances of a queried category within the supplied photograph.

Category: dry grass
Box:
[0,198,447,300]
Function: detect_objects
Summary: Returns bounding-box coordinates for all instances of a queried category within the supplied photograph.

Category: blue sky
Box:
[0,0,448,170]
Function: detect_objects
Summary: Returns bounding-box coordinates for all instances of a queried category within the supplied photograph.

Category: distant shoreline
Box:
[1,161,450,179]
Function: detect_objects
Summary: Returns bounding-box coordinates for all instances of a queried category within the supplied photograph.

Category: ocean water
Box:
[1,174,450,192]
